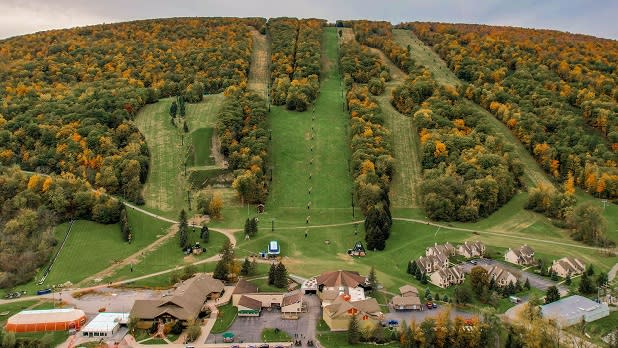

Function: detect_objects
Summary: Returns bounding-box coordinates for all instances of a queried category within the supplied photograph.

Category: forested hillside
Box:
[0,17,263,203]
[0,17,265,288]
[347,21,523,221]
[268,17,325,110]
[402,22,618,198]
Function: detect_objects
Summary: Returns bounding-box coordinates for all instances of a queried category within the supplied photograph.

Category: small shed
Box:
[268,240,280,256]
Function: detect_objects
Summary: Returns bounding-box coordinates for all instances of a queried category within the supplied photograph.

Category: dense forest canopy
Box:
[0,17,264,204]
[401,22,618,198]
[268,17,325,111]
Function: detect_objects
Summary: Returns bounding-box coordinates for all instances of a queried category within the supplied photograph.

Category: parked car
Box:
[259,344,270,348]
[470,260,477,265]
[432,303,438,309]
[426,301,433,309]
[230,345,240,348]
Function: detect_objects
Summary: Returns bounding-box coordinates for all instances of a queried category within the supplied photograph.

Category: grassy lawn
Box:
[190,127,214,166]
[3,209,172,295]
[317,320,399,348]
[267,27,351,209]
[135,94,224,217]
[0,301,38,327]
[210,303,238,334]
[249,277,287,293]
[13,331,69,347]
[142,338,167,344]
[261,328,292,342]
[106,229,227,283]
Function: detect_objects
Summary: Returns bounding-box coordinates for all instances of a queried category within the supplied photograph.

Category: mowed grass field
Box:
[191,127,215,166]
[135,95,224,217]
[43,209,171,287]
[267,27,351,210]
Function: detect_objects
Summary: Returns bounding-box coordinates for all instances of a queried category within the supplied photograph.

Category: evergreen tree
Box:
[596,272,608,287]
[250,259,258,276]
[407,260,418,275]
[274,262,288,288]
[244,218,251,237]
[579,272,594,294]
[250,218,258,236]
[415,267,422,281]
[200,224,209,243]
[565,274,572,285]
[524,278,531,290]
[268,263,276,285]
[170,101,178,118]
[178,209,189,249]
[368,266,378,295]
[348,314,360,344]
[183,121,189,133]
[240,257,251,276]
[213,259,227,281]
[545,286,560,304]
[586,264,594,276]
[550,270,558,281]
[178,96,186,117]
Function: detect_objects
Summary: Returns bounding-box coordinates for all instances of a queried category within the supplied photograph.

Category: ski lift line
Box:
[39,220,75,285]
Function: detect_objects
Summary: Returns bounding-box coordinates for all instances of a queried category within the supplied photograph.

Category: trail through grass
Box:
[248,29,270,98]
[135,95,225,216]
[393,29,554,190]
[342,27,422,208]
[267,27,351,210]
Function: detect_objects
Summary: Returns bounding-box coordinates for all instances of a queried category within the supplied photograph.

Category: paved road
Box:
[460,258,568,295]
[207,293,321,347]
[608,263,618,282]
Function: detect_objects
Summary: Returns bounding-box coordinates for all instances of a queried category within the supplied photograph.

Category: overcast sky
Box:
[1,0,617,40]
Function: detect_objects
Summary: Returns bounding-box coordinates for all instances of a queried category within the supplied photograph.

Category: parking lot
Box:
[206,294,321,346]
[384,304,475,324]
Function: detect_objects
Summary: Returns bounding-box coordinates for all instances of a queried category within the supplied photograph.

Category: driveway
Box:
[384,305,475,324]
[460,258,568,295]
[206,293,321,346]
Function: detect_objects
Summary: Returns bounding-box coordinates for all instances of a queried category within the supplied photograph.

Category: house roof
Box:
[486,265,516,284]
[541,295,609,324]
[316,270,366,288]
[233,279,259,295]
[399,285,418,296]
[325,296,381,319]
[519,244,534,256]
[282,292,303,307]
[237,295,262,311]
[391,295,421,306]
[131,273,223,321]
[7,309,85,326]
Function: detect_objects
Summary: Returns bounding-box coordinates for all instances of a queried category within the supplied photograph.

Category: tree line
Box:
[216,87,269,204]
[344,20,415,74]
[268,17,325,111]
[0,166,120,288]
[339,40,390,95]
[402,22,618,199]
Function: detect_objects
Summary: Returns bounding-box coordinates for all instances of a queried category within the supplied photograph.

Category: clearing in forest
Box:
[248,29,271,98]
[342,27,422,208]
[135,95,225,215]
[393,29,554,190]
[267,27,352,210]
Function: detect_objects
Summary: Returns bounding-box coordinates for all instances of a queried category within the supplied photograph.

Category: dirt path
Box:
[393,29,555,190]
[247,29,270,98]
[341,28,422,208]
[609,262,618,282]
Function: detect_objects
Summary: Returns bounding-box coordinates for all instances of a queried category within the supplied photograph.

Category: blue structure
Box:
[268,240,280,256]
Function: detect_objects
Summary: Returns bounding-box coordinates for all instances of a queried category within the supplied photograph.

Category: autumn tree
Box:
[566,201,609,246]
[470,266,490,299]
[177,209,189,250]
